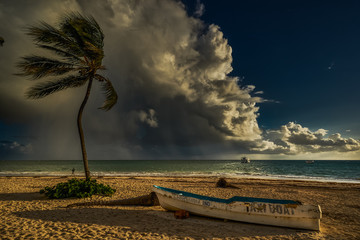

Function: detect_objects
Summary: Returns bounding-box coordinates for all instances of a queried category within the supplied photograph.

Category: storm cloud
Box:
[0,140,32,160]
[0,0,359,159]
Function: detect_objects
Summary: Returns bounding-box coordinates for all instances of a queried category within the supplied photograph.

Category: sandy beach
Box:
[0,176,359,239]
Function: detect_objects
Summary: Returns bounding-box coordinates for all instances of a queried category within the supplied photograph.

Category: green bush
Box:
[40,178,116,199]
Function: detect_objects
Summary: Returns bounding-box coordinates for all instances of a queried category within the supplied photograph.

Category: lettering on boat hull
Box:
[247,203,295,215]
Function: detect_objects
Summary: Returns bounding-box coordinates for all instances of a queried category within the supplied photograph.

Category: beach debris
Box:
[0,37,4,46]
[174,210,190,219]
[67,192,159,208]
[215,178,239,188]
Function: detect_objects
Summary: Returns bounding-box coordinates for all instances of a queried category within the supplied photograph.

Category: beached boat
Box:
[306,160,315,164]
[153,185,322,230]
[240,157,250,163]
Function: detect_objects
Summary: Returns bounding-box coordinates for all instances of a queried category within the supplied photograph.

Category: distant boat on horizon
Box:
[240,157,250,163]
[305,160,315,164]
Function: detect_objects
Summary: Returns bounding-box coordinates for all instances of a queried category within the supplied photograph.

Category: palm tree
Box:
[17,13,117,180]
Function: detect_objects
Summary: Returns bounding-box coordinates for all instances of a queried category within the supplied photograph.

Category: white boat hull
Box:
[153,185,321,231]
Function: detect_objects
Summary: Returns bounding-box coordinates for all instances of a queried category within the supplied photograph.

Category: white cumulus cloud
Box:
[263,122,360,154]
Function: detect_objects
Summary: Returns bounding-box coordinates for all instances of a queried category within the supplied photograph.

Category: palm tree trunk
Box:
[77,77,94,180]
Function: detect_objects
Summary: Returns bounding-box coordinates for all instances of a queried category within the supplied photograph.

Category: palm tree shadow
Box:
[14,207,308,238]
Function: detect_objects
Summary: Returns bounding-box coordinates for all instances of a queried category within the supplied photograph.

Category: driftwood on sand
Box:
[67,192,159,208]
[67,178,237,208]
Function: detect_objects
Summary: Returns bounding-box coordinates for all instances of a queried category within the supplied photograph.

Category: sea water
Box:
[0,160,359,183]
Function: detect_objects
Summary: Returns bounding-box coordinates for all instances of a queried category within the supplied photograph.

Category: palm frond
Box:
[60,12,104,62]
[84,42,104,64]
[95,74,118,111]
[36,44,84,64]
[61,15,86,49]
[20,13,112,110]
[27,22,83,56]
[86,15,104,49]
[17,55,77,79]
[26,75,89,99]
[63,12,104,48]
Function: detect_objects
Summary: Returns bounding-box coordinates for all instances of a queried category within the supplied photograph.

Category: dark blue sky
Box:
[184,0,360,137]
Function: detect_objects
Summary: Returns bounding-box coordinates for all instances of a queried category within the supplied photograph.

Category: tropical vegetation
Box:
[17,13,117,180]
[40,178,116,199]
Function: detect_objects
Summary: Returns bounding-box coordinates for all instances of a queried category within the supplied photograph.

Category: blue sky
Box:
[184,0,360,137]
[0,0,359,160]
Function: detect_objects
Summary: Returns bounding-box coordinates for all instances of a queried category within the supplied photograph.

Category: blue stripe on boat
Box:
[154,185,301,205]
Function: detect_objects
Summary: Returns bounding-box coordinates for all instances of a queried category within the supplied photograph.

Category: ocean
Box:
[0,160,359,183]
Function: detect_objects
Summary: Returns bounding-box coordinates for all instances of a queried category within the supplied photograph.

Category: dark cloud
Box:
[0,140,32,159]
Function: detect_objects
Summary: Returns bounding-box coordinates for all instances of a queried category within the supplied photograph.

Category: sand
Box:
[0,176,359,239]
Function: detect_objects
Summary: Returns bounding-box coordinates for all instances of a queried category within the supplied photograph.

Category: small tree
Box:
[17,13,117,179]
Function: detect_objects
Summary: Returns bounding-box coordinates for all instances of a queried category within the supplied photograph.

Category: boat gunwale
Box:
[153,185,301,205]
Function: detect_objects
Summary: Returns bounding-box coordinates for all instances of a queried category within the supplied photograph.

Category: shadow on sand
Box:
[14,207,309,239]
[0,192,47,201]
